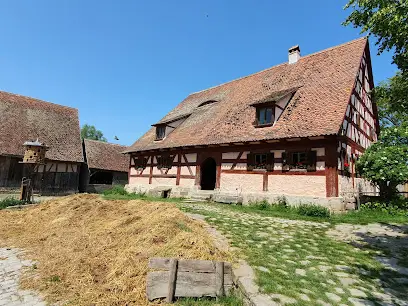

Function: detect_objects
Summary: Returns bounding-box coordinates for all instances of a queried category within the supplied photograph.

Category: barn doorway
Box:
[200,157,216,190]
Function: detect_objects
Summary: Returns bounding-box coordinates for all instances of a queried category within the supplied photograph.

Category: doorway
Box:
[200,157,216,190]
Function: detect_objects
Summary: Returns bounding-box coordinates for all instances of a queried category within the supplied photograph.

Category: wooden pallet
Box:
[147,257,233,303]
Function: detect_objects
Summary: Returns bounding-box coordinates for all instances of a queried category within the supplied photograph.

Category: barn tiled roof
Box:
[127,37,368,153]
[0,91,84,162]
[83,139,128,172]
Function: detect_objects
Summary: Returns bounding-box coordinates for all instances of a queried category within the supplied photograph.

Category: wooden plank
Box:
[215,261,224,299]
[149,258,232,274]
[166,259,178,303]
[146,271,233,301]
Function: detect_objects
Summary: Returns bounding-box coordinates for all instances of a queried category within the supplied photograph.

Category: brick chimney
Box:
[288,45,301,64]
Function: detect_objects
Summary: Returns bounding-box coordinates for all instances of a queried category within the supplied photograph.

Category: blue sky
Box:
[0,0,398,146]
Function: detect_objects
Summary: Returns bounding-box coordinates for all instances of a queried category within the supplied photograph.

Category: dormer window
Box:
[156,125,166,140]
[253,104,275,127]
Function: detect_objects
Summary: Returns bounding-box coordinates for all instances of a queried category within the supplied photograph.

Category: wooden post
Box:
[166,259,178,303]
[215,261,224,299]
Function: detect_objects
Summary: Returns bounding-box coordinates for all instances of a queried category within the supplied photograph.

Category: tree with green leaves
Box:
[373,71,408,128]
[343,0,408,73]
[81,124,107,142]
[356,124,408,199]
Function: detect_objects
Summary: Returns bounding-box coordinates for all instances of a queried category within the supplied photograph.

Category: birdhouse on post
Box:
[20,139,48,202]
[22,139,48,164]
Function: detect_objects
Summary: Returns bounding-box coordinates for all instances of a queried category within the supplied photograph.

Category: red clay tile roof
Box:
[84,139,128,172]
[0,91,83,162]
[127,37,368,153]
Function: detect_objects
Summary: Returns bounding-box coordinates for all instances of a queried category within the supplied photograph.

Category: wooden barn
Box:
[79,139,128,193]
[125,38,380,209]
[0,91,83,194]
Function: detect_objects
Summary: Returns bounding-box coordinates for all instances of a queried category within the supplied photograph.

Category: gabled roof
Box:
[0,91,83,162]
[83,139,128,172]
[127,37,369,153]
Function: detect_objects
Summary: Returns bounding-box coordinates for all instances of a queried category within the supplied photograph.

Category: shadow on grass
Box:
[346,224,408,302]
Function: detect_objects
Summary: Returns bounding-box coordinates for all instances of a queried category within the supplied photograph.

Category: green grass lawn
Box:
[179,202,408,305]
[207,201,408,225]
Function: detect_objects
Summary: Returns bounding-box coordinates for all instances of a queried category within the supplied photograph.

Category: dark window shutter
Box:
[266,152,274,171]
[247,153,255,171]
[287,151,294,165]
[307,151,317,172]
[157,156,162,169]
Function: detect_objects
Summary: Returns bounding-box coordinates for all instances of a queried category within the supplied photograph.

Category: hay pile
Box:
[0,194,230,305]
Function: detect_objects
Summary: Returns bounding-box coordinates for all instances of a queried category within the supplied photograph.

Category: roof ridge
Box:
[190,36,367,95]
[0,90,78,112]
[84,138,128,147]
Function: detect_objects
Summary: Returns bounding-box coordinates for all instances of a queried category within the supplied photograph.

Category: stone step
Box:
[182,199,208,203]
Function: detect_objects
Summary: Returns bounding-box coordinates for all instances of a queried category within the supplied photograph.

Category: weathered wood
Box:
[215,261,224,299]
[146,271,233,301]
[149,258,232,274]
[166,259,178,303]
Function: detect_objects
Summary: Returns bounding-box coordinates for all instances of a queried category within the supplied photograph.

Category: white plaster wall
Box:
[152,167,162,175]
[151,177,177,186]
[222,152,240,159]
[166,167,177,175]
[180,166,195,176]
[272,150,285,158]
[268,175,326,197]
[220,173,264,193]
[129,176,150,185]
[179,179,196,187]
[129,167,138,175]
[184,153,197,163]
[312,148,325,157]
[48,163,57,172]
[221,163,234,170]
[234,163,247,170]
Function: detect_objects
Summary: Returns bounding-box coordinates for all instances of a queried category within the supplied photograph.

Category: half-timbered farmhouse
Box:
[125,38,379,209]
[0,91,83,194]
[79,139,128,192]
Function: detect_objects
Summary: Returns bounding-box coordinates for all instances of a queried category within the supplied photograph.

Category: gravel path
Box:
[0,248,45,306]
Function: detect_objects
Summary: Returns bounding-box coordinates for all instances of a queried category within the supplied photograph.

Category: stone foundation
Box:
[126,183,346,211]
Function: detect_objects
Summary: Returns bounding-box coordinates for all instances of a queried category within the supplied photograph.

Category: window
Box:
[247,153,274,171]
[256,106,274,126]
[282,151,317,171]
[157,155,173,169]
[292,152,308,169]
[156,126,166,140]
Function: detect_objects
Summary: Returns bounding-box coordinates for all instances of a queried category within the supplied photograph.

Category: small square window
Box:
[256,106,275,126]
[156,126,166,140]
[292,152,308,169]
[254,154,267,169]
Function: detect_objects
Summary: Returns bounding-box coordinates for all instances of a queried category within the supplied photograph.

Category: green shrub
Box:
[0,197,26,209]
[296,204,331,218]
[276,196,288,208]
[257,200,270,210]
[360,199,408,215]
[102,185,128,196]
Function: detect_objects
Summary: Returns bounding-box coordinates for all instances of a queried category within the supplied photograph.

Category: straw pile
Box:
[0,194,230,305]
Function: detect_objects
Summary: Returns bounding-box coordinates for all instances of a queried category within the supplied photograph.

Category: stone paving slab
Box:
[0,248,45,306]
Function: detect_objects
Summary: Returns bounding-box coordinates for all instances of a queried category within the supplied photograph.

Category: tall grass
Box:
[0,197,27,209]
